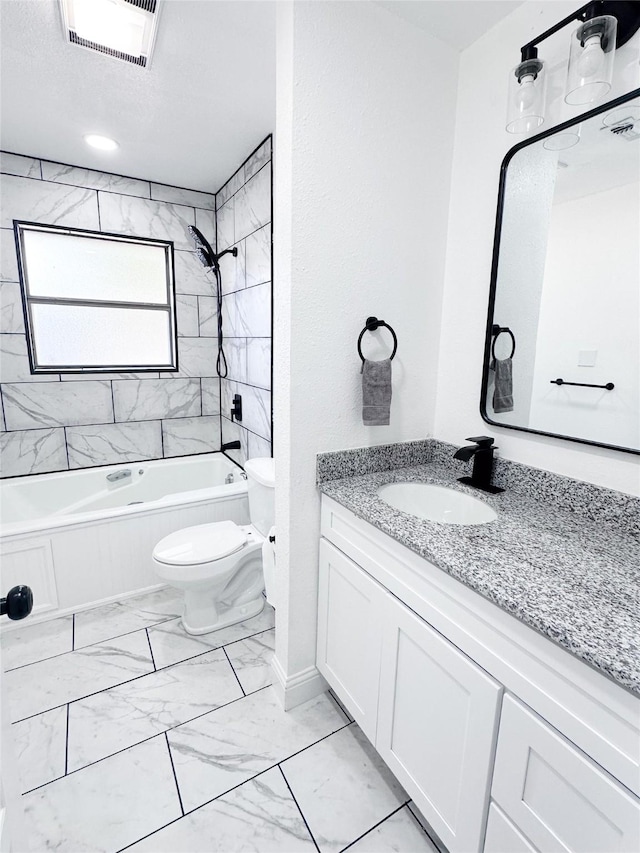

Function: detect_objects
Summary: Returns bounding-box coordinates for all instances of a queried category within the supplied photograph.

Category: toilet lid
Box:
[153,521,247,566]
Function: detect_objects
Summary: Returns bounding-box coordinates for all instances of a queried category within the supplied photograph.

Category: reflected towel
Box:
[362,358,392,425]
[492,357,514,413]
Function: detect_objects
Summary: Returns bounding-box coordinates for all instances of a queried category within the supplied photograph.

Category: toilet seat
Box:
[153,521,247,566]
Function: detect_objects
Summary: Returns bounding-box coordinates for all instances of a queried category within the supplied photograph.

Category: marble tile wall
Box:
[0,152,221,478]
[216,137,272,466]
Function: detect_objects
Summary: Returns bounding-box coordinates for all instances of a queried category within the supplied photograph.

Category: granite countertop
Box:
[318,461,640,696]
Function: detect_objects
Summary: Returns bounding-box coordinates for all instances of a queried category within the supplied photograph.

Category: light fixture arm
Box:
[519,0,640,60]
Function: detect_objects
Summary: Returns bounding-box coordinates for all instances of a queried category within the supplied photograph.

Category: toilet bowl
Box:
[152,457,275,635]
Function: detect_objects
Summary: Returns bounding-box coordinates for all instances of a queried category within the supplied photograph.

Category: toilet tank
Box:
[244,457,275,536]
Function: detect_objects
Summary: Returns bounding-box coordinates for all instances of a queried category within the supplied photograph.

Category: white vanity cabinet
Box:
[488,696,640,853]
[317,538,502,853]
[316,538,385,743]
[317,495,640,853]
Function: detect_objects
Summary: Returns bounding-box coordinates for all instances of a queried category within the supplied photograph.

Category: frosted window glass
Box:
[31,304,173,368]
[22,230,169,304]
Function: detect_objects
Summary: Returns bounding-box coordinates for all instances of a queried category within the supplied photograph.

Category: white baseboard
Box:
[0,583,168,634]
[271,655,327,710]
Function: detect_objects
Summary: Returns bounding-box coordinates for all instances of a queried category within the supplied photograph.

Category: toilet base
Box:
[182,593,265,636]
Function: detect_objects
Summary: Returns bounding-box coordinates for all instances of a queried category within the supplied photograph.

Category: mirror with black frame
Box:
[481,89,640,455]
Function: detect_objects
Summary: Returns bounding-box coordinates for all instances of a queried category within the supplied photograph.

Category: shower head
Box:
[187,225,217,270]
[186,225,238,273]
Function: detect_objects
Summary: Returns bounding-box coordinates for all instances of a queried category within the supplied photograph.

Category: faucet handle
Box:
[465,436,495,448]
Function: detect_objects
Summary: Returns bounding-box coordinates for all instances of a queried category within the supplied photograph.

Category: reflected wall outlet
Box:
[578,350,597,367]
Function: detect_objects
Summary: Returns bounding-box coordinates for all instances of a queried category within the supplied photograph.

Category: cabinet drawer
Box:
[492,696,640,853]
[484,803,536,853]
[377,597,502,853]
[317,539,385,742]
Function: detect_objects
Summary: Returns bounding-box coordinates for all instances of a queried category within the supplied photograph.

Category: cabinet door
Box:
[484,803,537,853]
[492,695,640,853]
[376,598,502,853]
[317,539,386,742]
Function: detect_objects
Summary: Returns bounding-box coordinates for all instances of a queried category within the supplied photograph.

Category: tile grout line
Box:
[9,621,275,722]
[63,703,70,776]
[115,761,279,853]
[277,764,322,853]
[19,687,267,794]
[164,732,185,816]
[6,613,180,673]
[221,645,245,697]
[406,802,443,850]
[145,628,157,671]
[24,699,353,799]
[339,802,409,853]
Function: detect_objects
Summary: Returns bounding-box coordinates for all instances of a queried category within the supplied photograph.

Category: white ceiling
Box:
[0,0,277,193]
[375,1,523,51]
[0,1,521,194]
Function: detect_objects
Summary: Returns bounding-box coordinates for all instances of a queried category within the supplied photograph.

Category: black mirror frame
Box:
[480,87,640,456]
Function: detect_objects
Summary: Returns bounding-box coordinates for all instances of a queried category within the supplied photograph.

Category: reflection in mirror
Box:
[482,91,640,454]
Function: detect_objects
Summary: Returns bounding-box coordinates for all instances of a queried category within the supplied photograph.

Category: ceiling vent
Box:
[60,0,160,68]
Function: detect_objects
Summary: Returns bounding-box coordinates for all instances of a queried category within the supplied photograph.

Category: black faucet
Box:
[453,436,504,494]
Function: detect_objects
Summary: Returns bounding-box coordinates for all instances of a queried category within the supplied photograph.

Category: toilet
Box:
[152,457,275,635]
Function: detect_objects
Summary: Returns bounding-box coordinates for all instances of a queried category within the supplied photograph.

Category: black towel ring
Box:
[357,316,398,363]
[491,324,516,361]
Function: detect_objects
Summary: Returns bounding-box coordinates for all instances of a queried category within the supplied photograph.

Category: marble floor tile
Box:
[23,736,181,853]
[281,724,408,853]
[226,628,275,694]
[347,806,439,853]
[127,766,316,852]
[73,587,183,648]
[67,648,243,771]
[13,706,67,793]
[168,687,349,812]
[6,630,154,722]
[147,603,275,670]
[1,615,73,671]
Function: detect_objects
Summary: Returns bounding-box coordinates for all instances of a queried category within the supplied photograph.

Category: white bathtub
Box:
[0,454,249,624]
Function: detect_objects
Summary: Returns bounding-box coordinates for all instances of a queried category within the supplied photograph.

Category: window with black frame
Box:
[14,221,178,374]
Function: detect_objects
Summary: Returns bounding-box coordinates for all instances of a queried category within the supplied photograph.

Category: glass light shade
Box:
[543,129,581,150]
[565,15,617,105]
[506,59,546,134]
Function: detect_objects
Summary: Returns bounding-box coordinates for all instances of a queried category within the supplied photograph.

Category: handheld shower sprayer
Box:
[187,226,237,272]
[186,225,237,378]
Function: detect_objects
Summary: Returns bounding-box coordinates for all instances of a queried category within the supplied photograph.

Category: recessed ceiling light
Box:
[59,0,160,68]
[84,134,119,151]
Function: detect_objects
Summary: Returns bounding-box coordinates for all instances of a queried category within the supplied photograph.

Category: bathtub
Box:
[0,454,249,624]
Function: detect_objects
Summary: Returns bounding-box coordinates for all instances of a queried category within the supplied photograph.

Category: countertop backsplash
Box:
[317,439,640,538]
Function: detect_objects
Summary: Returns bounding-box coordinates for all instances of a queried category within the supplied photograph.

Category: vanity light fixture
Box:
[506,1,640,134]
[59,0,160,67]
[84,133,119,151]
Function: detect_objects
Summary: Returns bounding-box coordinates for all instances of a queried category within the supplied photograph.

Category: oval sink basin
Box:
[377,482,497,525]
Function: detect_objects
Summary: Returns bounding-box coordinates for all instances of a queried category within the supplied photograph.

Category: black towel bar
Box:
[551,378,614,391]
[491,324,516,361]
[357,316,398,363]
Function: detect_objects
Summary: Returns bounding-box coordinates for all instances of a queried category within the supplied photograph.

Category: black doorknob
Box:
[1,585,34,621]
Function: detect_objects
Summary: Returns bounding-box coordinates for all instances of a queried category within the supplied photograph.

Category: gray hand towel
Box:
[361,358,392,425]
[491,357,514,413]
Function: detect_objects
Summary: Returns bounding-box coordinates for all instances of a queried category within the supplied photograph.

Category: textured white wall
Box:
[435,1,640,495]
[274,0,459,695]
